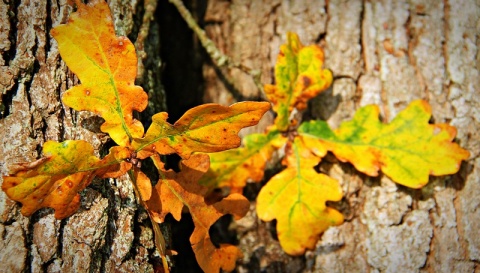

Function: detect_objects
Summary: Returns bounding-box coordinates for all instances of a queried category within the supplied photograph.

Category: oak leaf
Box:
[200,129,287,193]
[256,136,343,255]
[133,102,271,159]
[298,100,470,188]
[50,0,148,146]
[134,168,152,201]
[2,140,131,219]
[265,32,333,131]
[146,154,249,273]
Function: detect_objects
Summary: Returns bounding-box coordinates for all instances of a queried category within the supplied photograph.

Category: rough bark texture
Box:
[202,0,479,273]
[1,0,479,273]
[0,0,165,272]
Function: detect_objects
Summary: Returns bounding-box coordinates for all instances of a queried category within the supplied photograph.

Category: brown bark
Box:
[0,0,164,272]
[1,0,479,272]
[202,0,480,272]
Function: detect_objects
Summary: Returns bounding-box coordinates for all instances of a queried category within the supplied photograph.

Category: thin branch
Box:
[127,169,170,273]
[168,0,265,100]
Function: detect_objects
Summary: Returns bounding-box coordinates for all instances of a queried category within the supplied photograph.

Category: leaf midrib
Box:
[134,108,261,152]
[69,19,133,142]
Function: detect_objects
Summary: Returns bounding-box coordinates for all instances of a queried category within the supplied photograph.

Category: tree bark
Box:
[1,0,479,273]
[0,0,165,272]
[202,0,480,272]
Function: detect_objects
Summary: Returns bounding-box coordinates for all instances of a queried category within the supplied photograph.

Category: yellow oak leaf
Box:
[256,137,344,255]
[298,99,470,188]
[265,32,333,131]
[50,0,148,146]
[146,154,249,273]
[133,101,271,159]
[2,140,131,219]
[200,129,287,193]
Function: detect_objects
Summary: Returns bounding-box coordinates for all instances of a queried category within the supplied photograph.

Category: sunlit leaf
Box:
[146,154,249,273]
[2,140,131,219]
[200,129,287,193]
[256,136,343,255]
[298,99,470,188]
[134,168,152,201]
[133,102,271,159]
[50,0,148,146]
[265,32,333,131]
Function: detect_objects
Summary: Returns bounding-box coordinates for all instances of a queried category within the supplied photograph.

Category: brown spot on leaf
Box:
[302,76,311,87]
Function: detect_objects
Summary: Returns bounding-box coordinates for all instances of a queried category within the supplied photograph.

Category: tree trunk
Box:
[202,0,480,272]
[0,0,165,272]
[1,0,479,273]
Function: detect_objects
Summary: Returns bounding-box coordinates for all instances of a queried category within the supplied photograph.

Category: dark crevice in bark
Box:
[23,41,39,116]
[157,0,206,122]
[128,209,143,262]
[0,80,17,118]
[57,92,66,141]
[315,32,327,44]
[42,257,56,271]
[137,16,166,129]
[357,1,365,83]
[209,214,237,247]
[24,211,41,273]
[95,178,117,272]
[127,0,144,44]
[155,1,215,268]
[0,0,20,118]
[168,213,203,273]
[333,74,357,81]
[357,0,371,108]
[45,0,52,51]
[57,218,67,266]
[3,0,19,65]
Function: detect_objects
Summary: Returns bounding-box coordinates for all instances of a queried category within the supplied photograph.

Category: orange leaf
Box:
[298,99,471,188]
[146,154,249,273]
[133,101,271,159]
[2,140,131,219]
[200,129,287,193]
[134,169,152,201]
[50,0,148,146]
[256,137,343,255]
[265,32,333,131]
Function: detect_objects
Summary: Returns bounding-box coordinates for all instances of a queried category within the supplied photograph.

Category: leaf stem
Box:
[127,169,170,273]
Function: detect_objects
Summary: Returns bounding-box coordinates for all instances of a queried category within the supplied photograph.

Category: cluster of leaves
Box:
[1,0,471,272]
[1,1,270,272]
[201,32,470,255]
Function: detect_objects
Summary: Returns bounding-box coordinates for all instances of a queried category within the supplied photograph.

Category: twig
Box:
[168,0,265,99]
[128,169,170,273]
[135,0,158,79]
